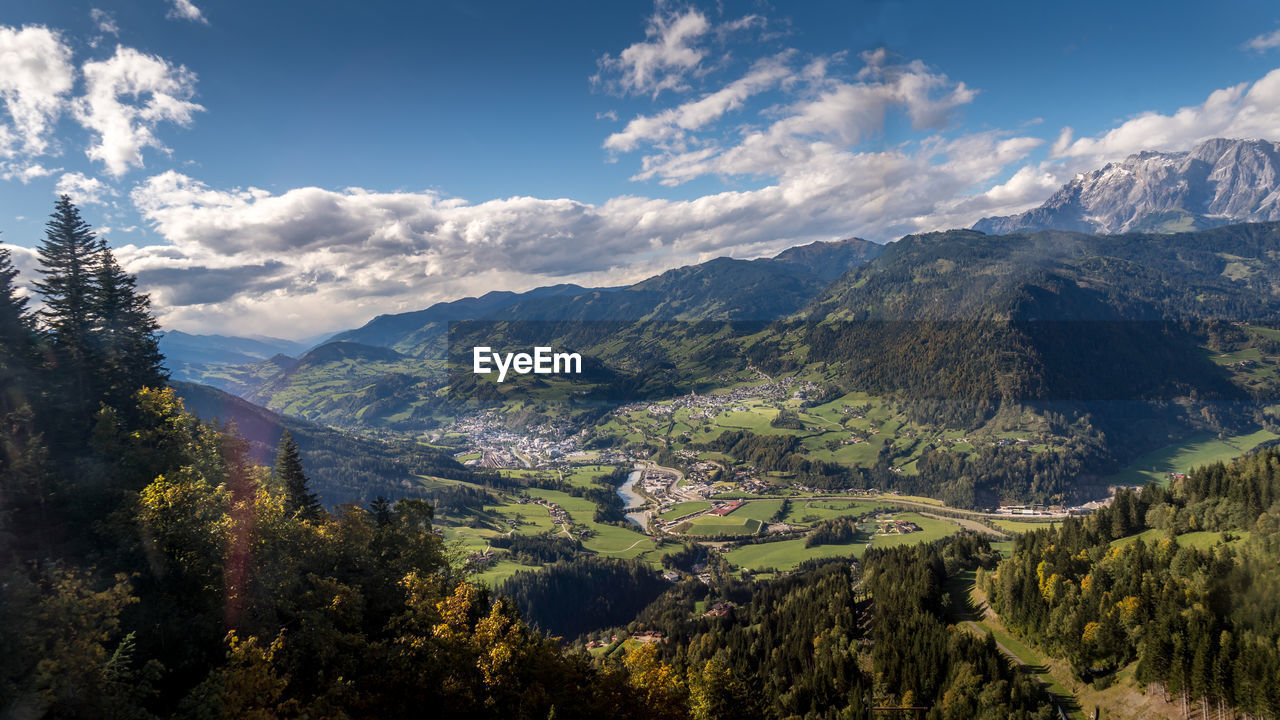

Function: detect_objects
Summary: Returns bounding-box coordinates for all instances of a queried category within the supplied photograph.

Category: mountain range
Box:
[145,139,1280,513]
[974,137,1280,234]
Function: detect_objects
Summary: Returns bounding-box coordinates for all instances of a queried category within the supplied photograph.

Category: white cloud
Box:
[1245,29,1280,52]
[165,0,209,25]
[56,171,112,205]
[591,6,721,98]
[1051,69,1280,162]
[91,9,119,36]
[74,46,204,177]
[624,50,978,186]
[119,117,1049,337]
[604,53,793,153]
[0,25,75,159]
[1,161,58,183]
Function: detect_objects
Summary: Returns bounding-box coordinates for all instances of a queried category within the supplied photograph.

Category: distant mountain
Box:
[173,381,481,506]
[771,236,883,282]
[484,237,884,325]
[183,236,884,428]
[974,138,1280,235]
[327,284,606,354]
[159,330,311,367]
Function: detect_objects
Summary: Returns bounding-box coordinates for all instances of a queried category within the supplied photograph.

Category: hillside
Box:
[192,236,885,427]
[326,283,605,354]
[173,380,484,505]
[789,224,1280,424]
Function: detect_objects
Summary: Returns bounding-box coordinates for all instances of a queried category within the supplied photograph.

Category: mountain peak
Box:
[974,137,1280,235]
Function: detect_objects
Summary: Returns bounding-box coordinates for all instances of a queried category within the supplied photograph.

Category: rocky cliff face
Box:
[974,138,1280,234]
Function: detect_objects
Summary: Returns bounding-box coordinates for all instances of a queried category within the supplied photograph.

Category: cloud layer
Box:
[9,9,1280,340]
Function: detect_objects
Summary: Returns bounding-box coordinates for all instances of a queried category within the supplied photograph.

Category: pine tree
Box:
[33,196,102,419]
[370,495,393,527]
[0,239,38,413]
[275,431,321,520]
[92,242,167,411]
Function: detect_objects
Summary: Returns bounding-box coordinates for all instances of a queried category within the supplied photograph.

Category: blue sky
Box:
[3,0,1280,337]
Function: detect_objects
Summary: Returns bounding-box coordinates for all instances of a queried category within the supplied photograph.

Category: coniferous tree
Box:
[92,242,167,412]
[275,431,321,520]
[0,240,49,542]
[370,495,393,527]
[33,196,102,422]
[0,239,37,414]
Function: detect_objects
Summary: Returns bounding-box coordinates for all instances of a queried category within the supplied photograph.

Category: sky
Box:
[4,0,1280,338]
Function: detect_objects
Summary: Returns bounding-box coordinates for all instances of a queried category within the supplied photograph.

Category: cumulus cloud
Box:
[119,115,1050,337]
[74,46,204,177]
[0,7,1261,340]
[1,161,58,183]
[55,171,112,205]
[1051,69,1280,161]
[165,0,209,25]
[0,25,75,159]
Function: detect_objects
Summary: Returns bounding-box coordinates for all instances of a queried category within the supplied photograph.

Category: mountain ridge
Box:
[975,138,1280,234]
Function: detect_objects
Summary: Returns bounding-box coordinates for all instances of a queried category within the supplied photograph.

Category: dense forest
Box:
[499,557,670,639]
[989,450,1280,718]
[618,537,1054,719]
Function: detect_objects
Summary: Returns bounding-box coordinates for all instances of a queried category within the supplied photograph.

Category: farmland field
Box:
[725,537,865,571]
[1109,427,1278,486]
[679,515,763,536]
[658,501,711,520]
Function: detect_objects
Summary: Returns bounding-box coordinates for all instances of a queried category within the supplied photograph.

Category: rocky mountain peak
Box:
[974,137,1280,235]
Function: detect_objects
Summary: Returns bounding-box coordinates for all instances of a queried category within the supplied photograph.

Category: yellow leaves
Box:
[183,631,295,720]
[473,598,522,689]
[1080,573,1093,594]
[1036,560,1066,602]
[1115,595,1141,625]
[432,580,480,643]
[625,643,688,718]
[1082,621,1100,646]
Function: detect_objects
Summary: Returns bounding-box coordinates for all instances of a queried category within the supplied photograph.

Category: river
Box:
[617,466,648,529]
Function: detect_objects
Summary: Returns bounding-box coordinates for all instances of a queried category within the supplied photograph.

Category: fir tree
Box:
[33,196,102,419]
[370,495,393,527]
[92,242,167,411]
[275,431,321,520]
[0,239,38,414]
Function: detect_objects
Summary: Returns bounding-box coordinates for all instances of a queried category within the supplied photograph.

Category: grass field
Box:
[733,499,785,523]
[724,511,962,571]
[989,517,1060,534]
[952,571,1083,718]
[724,537,865,570]
[524,488,661,559]
[868,513,959,550]
[561,464,619,488]
[1109,427,1278,486]
[1111,528,1251,550]
[658,501,711,520]
[472,558,543,587]
[784,499,892,525]
[680,515,763,536]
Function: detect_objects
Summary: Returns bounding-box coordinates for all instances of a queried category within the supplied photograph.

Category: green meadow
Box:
[1109,427,1278,486]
